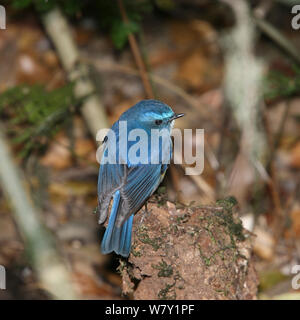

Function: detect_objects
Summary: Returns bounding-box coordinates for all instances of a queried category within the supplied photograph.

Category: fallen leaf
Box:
[290,142,300,169]
[253,226,275,261]
[40,134,72,169]
[285,208,300,238]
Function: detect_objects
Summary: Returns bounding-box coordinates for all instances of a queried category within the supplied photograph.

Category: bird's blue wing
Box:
[97,122,125,224]
[114,164,164,227]
[98,163,124,195]
[97,163,125,224]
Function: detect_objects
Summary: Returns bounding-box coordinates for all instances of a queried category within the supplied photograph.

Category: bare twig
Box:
[283,181,299,217]
[0,125,77,299]
[254,17,300,65]
[263,113,283,237]
[173,149,215,203]
[169,164,183,202]
[86,60,200,110]
[253,0,273,19]
[264,100,292,171]
[273,100,292,151]
[117,0,154,99]
[275,0,300,6]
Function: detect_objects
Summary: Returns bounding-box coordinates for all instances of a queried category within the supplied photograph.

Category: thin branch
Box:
[88,60,199,108]
[254,17,300,65]
[275,0,300,5]
[117,0,154,99]
[169,164,183,203]
[273,100,292,151]
[263,112,283,237]
[253,0,273,19]
[173,149,215,203]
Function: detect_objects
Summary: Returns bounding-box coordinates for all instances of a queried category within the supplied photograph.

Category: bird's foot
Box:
[139,202,152,227]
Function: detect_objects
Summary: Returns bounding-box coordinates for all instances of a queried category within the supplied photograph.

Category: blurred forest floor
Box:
[0,1,300,299]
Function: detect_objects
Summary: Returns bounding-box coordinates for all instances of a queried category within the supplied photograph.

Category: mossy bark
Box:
[121,196,258,300]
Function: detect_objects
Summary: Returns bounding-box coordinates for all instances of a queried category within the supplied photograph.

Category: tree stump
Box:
[121,196,258,300]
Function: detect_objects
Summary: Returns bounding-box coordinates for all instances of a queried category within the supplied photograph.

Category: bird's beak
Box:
[169,113,185,122]
[174,113,185,119]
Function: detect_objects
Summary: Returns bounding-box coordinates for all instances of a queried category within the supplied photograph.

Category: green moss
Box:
[0,83,85,161]
[131,242,142,257]
[157,282,176,300]
[216,196,238,210]
[169,223,179,233]
[198,245,212,267]
[228,221,244,241]
[157,186,166,195]
[175,214,189,224]
[157,198,167,208]
[264,65,300,100]
[117,259,127,275]
[152,260,173,277]
[215,288,229,297]
[153,190,169,208]
[136,225,162,251]
[203,226,216,245]
[195,197,246,272]
[215,196,245,242]
[198,243,236,268]
[173,271,184,289]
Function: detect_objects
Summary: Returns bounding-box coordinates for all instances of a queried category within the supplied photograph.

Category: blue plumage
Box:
[101,190,134,256]
[98,99,184,257]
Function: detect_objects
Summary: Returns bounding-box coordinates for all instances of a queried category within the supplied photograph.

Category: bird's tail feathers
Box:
[101,191,133,257]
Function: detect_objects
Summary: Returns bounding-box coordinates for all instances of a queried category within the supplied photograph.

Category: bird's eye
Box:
[155,119,163,125]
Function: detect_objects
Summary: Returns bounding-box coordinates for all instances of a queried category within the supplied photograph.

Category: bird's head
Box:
[120,99,184,131]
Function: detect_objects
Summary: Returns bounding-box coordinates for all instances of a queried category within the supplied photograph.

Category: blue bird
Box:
[97,99,184,257]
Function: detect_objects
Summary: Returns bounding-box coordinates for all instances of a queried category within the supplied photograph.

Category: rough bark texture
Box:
[120,196,258,300]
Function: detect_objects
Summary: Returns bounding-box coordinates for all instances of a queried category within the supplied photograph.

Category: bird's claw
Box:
[139,203,152,227]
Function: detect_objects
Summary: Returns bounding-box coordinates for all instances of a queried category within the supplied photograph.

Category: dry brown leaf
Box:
[16,52,53,84]
[285,208,300,238]
[72,271,119,299]
[290,142,300,169]
[253,226,275,261]
[175,49,222,92]
[41,129,95,169]
[41,134,72,169]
